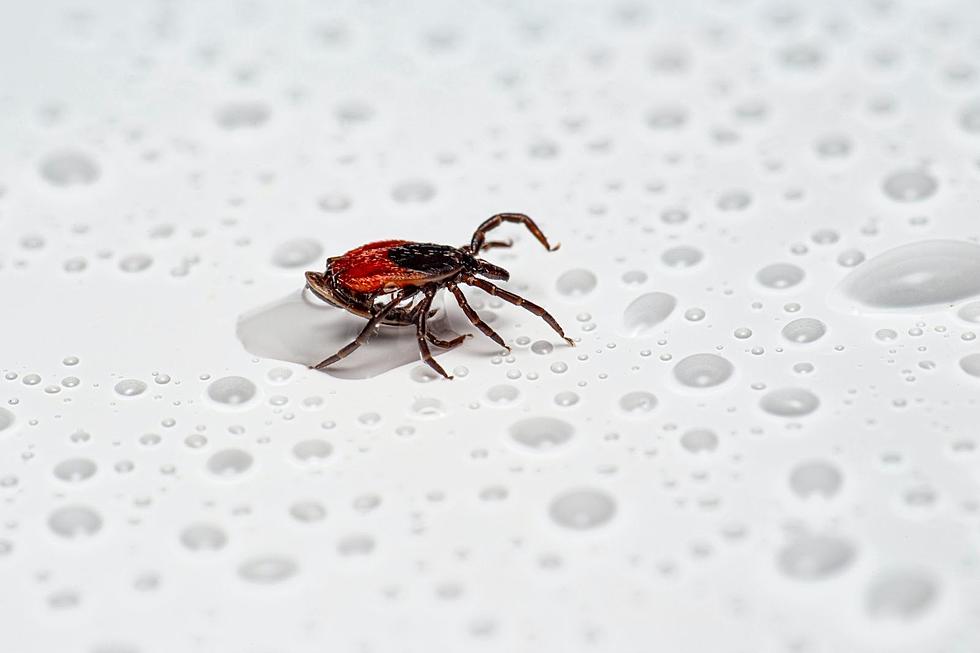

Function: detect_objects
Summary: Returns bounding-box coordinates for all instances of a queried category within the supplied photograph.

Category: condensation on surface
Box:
[1,0,980,652]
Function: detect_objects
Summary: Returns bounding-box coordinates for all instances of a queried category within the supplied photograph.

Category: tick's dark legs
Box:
[426,332,470,349]
[415,287,453,379]
[468,213,559,254]
[461,274,574,346]
[311,288,417,370]
[448,283,511,352]
[479,239,513,252]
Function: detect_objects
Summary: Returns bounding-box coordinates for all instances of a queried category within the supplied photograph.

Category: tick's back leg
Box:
[426,332,471,349]
[448,283,511,352]
[468,213,559,253]
[311,288,417,370]
[462,274,574,346]
[415,288,452,379]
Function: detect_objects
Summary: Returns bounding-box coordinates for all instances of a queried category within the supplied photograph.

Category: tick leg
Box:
[311,288,417,370]
[426,332,471,349]
[449,284,511,352]
[479,239,513,251]
[461,275,574,346]
[415,288,452,379]
[469,213,559,253]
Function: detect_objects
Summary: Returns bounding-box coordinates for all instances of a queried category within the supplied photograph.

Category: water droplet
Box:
[530,340,554,355]
[53,458,97,483]
[338,533,375,556]
[757,263,805,289]
[238,289,466,379]
[180,523,228,551]
[486,384,519,404]
[673,353,734,388]
[957,300,980,323]
[119,254,153,273]
[866,569,939,621]
[0,408,14,432]
[680,428,718,453]
[114,379,147,397]
[837,248,865,267]
[618,391,657,414]
[272,238,323,268]
[836,240,980,310]
[789,460,842,498]
[206,449,253,477]
[292,439,334,462]
[238,556,298,583]
[959,353,980,377]
[49,505,103,538]
[882,168,938,202]
[207,376,257,406]
[781,318,827,343]
[411,397,445,418]
[290,500,327,522]
[555,269,597,297]
[661,245,703,268]
[317,192,352,212]
[549,488,616,530]
[778,533,855,580]
[215,101,271,129]
[622,292,676,336]
[391,179,436,204]
[760,387,820,417]
[554,391,579,406]
[39,150,100,186]
[509,417,574,451]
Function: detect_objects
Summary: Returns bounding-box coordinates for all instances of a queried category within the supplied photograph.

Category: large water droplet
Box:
[621,292,676,336]
[756,263,805,289]
[0,407,14,432]
[781,318,827,343]
[292,439,334,462]
[53,458,97,483]
[680,428,718,453]
[509,417,574,451]
[866,569,939,621]
[114,379,147,397]
[959,353,980,377]
[180,523,228,551]
[49,505,103,538]
[272,238,323,269]
[206,376,257,406]
[555,269,597,297]
[673,353,734,388]
[237,289,467,380]
[618,391,657,415]
[206,449,253,477]
[881,168,938,202]
[778,533,855,580]
[760,387,820,417]
[548,488,616,530]
[789,460,842,498]
[835,240,980,311]
[39,150,100,187]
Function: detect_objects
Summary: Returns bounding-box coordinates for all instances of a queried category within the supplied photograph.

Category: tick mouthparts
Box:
[305,271,326,287]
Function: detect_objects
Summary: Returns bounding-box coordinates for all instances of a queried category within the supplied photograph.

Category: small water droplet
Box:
[549,488,616,530]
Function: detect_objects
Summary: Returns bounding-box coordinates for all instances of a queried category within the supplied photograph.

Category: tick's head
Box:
[470,257,510,281]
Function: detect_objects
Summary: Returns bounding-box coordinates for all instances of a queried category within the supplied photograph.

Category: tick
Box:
[305,213,574,379]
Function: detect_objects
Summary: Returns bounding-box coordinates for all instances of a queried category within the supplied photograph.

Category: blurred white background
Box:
[2,0,980,651]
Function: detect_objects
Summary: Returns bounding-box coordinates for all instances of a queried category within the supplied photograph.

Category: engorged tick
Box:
[304,213,575,379]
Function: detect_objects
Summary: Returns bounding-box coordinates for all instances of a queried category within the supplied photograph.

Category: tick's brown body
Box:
[305,213,573,379]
